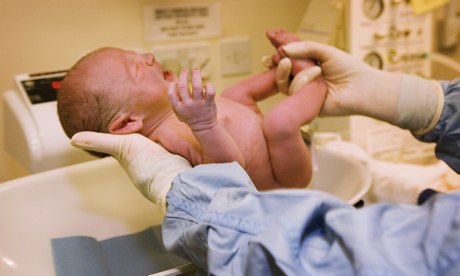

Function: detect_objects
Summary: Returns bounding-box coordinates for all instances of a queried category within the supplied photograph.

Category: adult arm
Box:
[416,78,460,172]
[163,162,460,275]
[280,40,444,136]
[278,39,460,173]
[70,132,192,213]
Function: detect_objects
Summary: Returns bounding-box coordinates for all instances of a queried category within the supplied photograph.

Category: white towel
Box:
[322,139,457,204]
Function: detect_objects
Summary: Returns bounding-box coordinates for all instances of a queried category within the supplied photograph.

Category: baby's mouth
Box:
[163,69,176,81]
[163,70,170,79]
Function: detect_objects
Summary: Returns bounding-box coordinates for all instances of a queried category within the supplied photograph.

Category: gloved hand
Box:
[273,57,322,95]
[71,132,192,213]
[280,41,444,135]
[263,30,322,95]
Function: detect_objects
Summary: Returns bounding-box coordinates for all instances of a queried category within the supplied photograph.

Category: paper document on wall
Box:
[296,0,345,48]
[143,3,221,41]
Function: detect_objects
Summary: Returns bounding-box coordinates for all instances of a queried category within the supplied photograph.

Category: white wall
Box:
[0,0,309,182]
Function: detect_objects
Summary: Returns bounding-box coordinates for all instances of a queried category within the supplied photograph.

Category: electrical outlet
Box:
[220,37,251,76]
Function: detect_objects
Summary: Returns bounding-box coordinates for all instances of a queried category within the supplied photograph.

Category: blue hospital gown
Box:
[161,78,460,275]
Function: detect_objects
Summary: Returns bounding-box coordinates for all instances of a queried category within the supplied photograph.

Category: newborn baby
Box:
[58,30,326,190]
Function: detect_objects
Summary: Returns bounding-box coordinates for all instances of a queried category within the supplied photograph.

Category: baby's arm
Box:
[168,68,245,167]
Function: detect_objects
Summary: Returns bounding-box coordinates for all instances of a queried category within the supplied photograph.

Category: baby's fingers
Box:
[191,68,204,101]
[178,69,191,101]
[204,82,216,104]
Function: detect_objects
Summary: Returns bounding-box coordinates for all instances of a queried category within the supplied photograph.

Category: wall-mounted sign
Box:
[143,2,222,41]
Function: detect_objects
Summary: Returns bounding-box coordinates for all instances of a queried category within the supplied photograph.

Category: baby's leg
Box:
[261,29,326,187]
[263,70,326,188]
[220,70,278,115]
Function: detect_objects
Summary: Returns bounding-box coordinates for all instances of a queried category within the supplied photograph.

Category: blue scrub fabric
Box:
[162,162,460,275]
[416,78,460,173]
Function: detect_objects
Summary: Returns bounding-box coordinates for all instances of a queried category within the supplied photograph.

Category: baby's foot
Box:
[266,29,300,48]
[263,29,301,68]
[266,29,318,74]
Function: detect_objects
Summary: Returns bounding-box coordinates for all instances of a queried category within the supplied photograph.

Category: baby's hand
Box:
[167,68,218,131]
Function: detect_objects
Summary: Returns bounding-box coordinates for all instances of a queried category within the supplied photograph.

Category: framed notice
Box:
[143,2,222,41]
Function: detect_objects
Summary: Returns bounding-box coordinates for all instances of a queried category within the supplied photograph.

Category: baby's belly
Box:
[216,99,277,189]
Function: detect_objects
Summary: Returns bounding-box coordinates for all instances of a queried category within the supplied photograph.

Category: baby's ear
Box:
[109,113,143,134]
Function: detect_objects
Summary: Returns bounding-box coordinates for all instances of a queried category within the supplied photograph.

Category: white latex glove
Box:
[263,56,322,95]
[71,132,192,213]
[281,41,444,135]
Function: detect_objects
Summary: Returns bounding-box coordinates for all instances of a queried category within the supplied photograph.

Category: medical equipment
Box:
[298,0,440,163]
[299,0,433,75]
[438,0,460,51]
[2,71,96,173]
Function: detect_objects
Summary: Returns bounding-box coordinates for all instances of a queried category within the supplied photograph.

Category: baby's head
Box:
[58,48,127,139]
[58,47,174,157]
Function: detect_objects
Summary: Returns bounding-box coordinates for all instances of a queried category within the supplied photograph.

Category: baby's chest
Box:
[218,105,264,142]
[218,111,269,162]
[158,126,199,160]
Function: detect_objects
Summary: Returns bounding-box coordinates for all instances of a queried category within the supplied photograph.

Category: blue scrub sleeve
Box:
[415,78,460,173]
[162,162,460,275]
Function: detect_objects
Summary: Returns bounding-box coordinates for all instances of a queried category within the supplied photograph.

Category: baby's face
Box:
[104,48,176,114]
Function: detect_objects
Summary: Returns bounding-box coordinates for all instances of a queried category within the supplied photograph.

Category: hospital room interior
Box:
[1,0,460,274]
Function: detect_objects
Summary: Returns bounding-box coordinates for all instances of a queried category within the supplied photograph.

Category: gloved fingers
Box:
[261,55,274,68]
[275,47,288,66]
[71,131,123,157]
[276,57,293,94]
[288,66,322,95]
[283,41,338,64]
[71,131,169,159]
[261,54,283,68]
[261,47,286,69]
